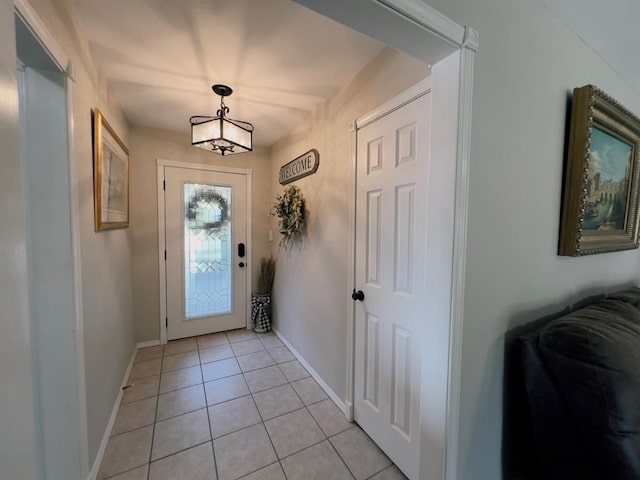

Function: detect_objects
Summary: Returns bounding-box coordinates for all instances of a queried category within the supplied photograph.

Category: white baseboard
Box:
[137,339,161,348]
[273,329,350,419]
[86,345,138,480]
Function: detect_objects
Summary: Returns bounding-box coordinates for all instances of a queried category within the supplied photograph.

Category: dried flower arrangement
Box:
[256,255,276,295]
[272,185,306,249]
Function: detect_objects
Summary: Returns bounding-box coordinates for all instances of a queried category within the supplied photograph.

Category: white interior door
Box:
[354,91,431,479]
[164,166,248,340]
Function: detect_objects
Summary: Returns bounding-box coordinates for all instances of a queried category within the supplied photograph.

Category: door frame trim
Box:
[323,2,477,477]
[14,0,74,78]
[14,0,89,476]
[156,158,253,345]
[353,78,432,131]
[349,79,432,478]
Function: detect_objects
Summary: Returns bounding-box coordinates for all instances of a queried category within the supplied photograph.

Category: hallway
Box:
[98,330,406,479]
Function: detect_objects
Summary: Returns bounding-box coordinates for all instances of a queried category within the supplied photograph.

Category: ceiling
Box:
[70,0,385,147]
[71,0,640,148]
[542,0,640,97]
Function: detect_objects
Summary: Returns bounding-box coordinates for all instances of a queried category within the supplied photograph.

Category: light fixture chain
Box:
[217,97,230,117]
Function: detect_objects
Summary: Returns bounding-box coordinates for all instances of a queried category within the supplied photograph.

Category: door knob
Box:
[351,289,365,301]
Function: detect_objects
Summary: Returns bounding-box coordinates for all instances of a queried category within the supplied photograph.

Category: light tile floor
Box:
[98,330,408,480]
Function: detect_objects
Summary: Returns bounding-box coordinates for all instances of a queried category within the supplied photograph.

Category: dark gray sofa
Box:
[517,288,640,479]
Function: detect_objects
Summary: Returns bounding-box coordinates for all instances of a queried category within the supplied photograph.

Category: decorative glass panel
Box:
[183,183,232,318]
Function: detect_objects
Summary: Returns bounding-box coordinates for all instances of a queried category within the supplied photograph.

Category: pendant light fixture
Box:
[190,84,254,156]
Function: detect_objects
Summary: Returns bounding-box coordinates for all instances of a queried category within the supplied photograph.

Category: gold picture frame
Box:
[559,85,640,256]
[93,108,129,231]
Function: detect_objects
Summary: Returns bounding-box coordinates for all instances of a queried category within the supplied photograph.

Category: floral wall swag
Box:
[272,185,306,249]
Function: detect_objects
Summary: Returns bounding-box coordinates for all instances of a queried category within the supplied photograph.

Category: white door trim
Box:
[14,0,74,79]
[64,69,90,480]
[157,158,253,176]
[353,77,432,130]
[348,79,432,480]
[446,31,477,480]
[156,158,253,345]
[14,1,89,477]
[296,2,477,479]
[157,163,168,345]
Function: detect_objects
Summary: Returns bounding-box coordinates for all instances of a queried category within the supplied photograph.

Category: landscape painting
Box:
[93,108,130,230]
[102,140,128,217]
[582,126,633,231]
[559,85,640,256]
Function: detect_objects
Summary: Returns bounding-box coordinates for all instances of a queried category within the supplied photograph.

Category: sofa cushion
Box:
[539,299,640,478]
[518,320,583,473]
[608,287,640,311]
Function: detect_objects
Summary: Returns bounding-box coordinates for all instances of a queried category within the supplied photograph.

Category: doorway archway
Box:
[292,1,477,478]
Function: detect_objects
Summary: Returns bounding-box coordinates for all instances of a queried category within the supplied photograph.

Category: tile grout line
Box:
[104,402,356,468]
[155,382,207,422]
[101,347,162,479]
[328,425,393,480]
[229,338,302,480]
[143,439,213,467]
[99,333,238,478]
[325,435,358,480]
[238,335,286,479]
[365,464,396,480]
[144,341,216,476]
[276,345,357,480]
[233,461,282,480]
[145,344,164,480]
[158,366,203,395]
[120,381,160,405]
[201,336,219,480]
[255,341,326,478]
[242,348,273,425]
[245,390,283,479]
[285,370,354,474]
[103,464,145,480]
[108,332,390,480]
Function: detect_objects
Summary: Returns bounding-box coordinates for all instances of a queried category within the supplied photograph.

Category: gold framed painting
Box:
[93,108,129,231]
[559,85,640,256]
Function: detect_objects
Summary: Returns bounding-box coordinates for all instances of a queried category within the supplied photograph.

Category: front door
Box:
[164,166,248,340]
[353,90,431,479]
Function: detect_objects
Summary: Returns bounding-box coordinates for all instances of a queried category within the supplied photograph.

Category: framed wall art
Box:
[93,108,129,231]
[559,85,640,256]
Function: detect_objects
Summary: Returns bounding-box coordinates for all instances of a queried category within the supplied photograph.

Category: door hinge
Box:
[165,317,168,328]
[163,180,166,190]
[164,250,167,261]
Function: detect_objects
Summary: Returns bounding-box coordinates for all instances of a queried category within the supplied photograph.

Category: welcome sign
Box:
[279,149,319,185]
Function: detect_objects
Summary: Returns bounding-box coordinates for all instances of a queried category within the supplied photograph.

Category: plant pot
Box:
[251,294,272,333]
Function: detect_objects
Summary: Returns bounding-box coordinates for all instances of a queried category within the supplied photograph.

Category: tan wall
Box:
[269,47,430,400]
[25,0,134,466]
[130,127,272,342]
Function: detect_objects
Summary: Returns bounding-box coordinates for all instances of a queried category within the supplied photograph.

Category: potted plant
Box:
[251,255,276,333]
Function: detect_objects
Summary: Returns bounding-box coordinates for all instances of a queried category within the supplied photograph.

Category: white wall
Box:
[419,1,640,479]
[269,48,430,401]
[0,1,40,478]
[21,0,135,469]
[130,126,273,342]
